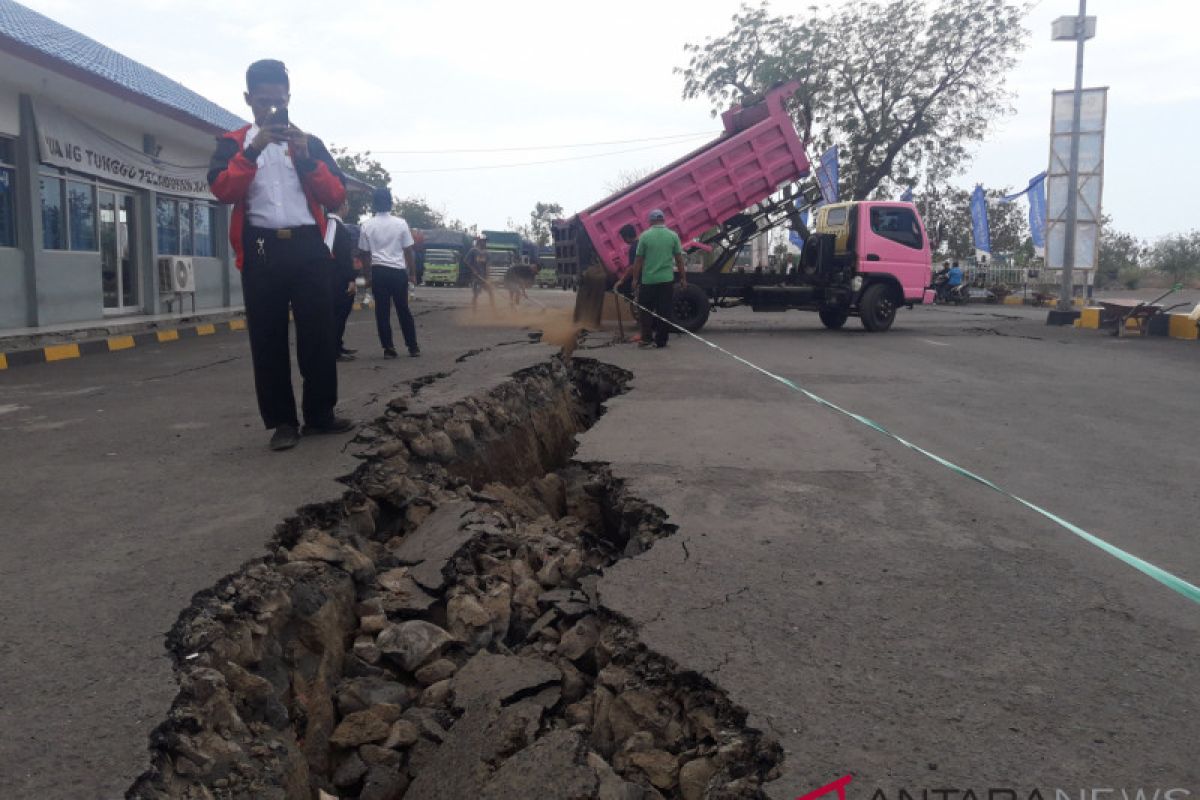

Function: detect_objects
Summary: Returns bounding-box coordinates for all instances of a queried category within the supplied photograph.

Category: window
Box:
[158,197,218,257]
[40,172,99,251]
[0,137,15,248]
[67,180,97,250]
[869,207,923,250]
[192,204,215,257]
[825,207,848,227]
[40,176,65,250]
[156,197,179,255]
[179,200,193,256]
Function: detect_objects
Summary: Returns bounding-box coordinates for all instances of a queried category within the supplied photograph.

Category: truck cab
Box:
[803,201,934,330]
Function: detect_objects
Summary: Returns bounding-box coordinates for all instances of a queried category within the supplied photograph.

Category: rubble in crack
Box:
[128,357,781,800]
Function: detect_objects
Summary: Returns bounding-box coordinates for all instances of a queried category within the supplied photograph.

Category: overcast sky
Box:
[28,0,1200,240]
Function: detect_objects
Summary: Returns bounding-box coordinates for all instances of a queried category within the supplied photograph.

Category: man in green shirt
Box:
[632,209,686,348]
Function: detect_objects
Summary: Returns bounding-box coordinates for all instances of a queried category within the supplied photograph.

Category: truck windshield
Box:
[426,249,458,264]
[869,207,923,250]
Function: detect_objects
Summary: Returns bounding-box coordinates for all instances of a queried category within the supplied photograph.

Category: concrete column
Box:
[16,94,42,327]
[141,189,159,313]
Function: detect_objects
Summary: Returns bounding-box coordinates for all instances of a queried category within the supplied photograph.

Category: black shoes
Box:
[383,348,399,359]
[339,347,358,355]
[302,416,356,436]
[409,348,421,358]
[269,424,300,451]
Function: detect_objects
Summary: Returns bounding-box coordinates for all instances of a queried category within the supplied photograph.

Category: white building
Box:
[0,0,245,331]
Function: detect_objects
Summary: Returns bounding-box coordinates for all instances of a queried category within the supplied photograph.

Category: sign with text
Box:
[33,100,213,200]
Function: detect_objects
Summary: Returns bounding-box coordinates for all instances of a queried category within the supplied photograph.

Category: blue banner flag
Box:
[900,186,914,202]
[970,184,991,260]
[816,146,839,205]
[1028,173,1046,257]
[999,171,1047,204]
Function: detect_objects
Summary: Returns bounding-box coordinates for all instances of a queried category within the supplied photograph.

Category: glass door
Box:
[99,190,139,312]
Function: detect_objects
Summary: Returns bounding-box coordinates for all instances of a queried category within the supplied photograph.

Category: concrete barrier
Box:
[1078,307,1103,329]
[1168,313,1199,341]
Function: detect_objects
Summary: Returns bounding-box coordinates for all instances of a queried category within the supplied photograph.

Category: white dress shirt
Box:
[358,213,415,270]
[244,124,317,229]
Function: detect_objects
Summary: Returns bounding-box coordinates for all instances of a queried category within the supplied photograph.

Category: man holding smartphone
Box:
[208,59,351,451]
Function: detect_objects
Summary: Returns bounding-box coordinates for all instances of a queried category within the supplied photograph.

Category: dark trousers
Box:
[638,281,675,346]
[372,265,418,352]
[241,226,338,429]
[333,277,354,350]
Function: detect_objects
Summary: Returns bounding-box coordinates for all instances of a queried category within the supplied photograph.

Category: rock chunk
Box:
[478,730,597,800]
[450,651,562,712]
[390,500,475,592]
[557,615,601,662]
[329,709,391,748]
[377,621,453,672]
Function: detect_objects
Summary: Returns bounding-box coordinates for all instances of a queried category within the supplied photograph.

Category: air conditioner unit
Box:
[158,256,195,293]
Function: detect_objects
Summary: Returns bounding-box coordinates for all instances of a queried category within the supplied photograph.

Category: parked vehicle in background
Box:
[413,228,473,287]
[482,230,522,284]
[552,82,934,332]
[535,248,557,288]
[423,248,463,286]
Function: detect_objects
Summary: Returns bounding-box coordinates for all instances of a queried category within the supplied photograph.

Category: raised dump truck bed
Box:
[553,81,809,287]
[554,81,932,333]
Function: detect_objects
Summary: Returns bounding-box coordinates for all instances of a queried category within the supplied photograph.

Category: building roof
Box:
[0,0,244,133]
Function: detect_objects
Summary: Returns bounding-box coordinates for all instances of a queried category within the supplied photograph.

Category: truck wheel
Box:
[859,283,897,332]
[672,284,711,332]
[818,306,849,330]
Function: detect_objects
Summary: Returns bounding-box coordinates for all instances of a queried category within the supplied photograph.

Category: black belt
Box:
[247,224,319,240]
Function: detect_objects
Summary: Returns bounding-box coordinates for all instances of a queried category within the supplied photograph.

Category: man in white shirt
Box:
[208,59,351,451]
[358,187,420,358]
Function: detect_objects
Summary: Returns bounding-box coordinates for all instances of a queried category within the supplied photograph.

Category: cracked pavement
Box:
[578,300,1200,797]
[2,289,1198,798]
[0,290,560,799]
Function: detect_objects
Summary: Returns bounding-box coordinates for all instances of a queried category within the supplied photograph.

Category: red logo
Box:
[798,775,854,800]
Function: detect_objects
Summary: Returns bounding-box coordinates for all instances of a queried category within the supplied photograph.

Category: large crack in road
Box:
[129,356,782,800]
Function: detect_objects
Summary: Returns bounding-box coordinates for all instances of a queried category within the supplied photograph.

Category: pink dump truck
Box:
[552,82,934,332]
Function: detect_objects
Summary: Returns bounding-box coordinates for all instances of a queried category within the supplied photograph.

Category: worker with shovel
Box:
[466,233,495,312]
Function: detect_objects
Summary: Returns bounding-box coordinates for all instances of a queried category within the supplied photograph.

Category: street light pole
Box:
[1057,0,1088,312]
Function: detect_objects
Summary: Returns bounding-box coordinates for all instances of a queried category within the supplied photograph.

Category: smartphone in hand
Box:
[268,105,289,127]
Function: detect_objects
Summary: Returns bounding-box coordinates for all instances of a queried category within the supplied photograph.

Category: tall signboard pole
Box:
[1051,2,1096,317]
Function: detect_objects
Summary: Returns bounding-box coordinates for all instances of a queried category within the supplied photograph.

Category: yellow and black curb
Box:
[1074,306,1200,341]
[0,318,247,371]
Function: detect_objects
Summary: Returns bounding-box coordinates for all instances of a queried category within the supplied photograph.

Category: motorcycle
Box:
[931,274,969,305]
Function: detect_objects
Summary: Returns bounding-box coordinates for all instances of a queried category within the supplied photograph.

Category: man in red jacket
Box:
[208,59,351,451]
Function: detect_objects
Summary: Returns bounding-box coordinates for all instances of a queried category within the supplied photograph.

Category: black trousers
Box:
[333,276,354,350]
[241,226,338,430]
[638,281,675,346]
[372,265,418,352]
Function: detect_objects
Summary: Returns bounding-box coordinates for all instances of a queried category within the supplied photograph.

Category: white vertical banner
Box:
[1045,87,1107,273]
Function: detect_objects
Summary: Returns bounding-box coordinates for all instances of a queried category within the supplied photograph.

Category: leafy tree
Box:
[394,197,445,230]
[918,185,1027,258]
[329,146,390,223]
[680,1,1028,200]
[529,202,564,247]
[1150,231,1200,284]
[1096,215,1144,288]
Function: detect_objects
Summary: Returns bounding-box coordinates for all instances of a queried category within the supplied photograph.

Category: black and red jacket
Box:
[207,125,346,269]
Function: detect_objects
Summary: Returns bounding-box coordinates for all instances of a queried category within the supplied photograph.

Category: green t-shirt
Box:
[635,225,682,285]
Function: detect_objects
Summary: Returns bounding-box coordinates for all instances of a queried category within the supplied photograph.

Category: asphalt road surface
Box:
[1,289,1197,798]
[579,298,1200,798]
